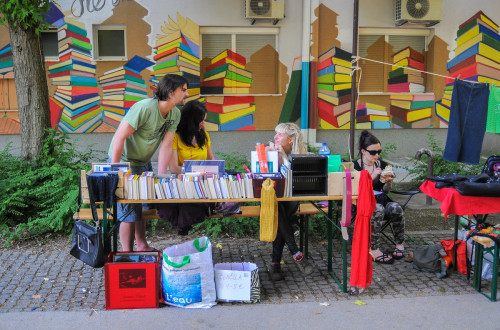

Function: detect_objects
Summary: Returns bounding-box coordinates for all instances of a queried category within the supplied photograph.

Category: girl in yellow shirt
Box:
[158,100,214,235]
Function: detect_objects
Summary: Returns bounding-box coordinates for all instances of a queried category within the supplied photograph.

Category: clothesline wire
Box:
[351,55,484,84]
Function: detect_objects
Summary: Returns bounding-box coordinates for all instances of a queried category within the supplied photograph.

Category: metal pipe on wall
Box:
[349,0,359,160]
[301,0,311,131]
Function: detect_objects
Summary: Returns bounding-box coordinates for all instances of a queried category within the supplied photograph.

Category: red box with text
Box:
[104,251,161,310]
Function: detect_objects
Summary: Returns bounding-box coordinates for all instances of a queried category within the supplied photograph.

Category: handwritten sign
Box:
[214,263,257,302]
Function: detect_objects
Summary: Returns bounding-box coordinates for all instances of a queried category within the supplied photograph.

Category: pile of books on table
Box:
[123,171,255,200]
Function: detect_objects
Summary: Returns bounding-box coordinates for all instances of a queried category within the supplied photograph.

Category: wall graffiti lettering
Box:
[71,0,122,17]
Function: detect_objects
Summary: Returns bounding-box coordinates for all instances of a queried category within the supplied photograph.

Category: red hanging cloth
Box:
[349,170,376,289]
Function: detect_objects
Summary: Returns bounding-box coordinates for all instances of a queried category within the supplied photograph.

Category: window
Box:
[358,28,430,93]
[201,27,279,95]
[41,28,58,60]
[93,25,126,60]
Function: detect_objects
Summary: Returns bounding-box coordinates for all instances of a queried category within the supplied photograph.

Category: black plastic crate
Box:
[291,155,328,196]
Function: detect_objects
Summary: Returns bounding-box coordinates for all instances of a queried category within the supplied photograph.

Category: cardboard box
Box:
[105,251,161,310]
[328,171,360,196]
[214,262,260,303]
[252,173,285,198]
[250,150,279,173]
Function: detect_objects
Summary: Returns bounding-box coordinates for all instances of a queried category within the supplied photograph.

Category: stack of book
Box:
[437,11,500,128]
[124,171,255,200]
[316,46,353,129]
[355,103,391,129]
[98,56,154,128]
[0,44,13,78]
[48,21,102,133]
[387,47,425,93]
[435,85,453,127]
[202,49,255,131]
[151,30,201,102]
[389,94,434,128]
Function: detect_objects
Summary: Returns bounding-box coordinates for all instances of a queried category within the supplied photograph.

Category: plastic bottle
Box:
[318,142,331,156]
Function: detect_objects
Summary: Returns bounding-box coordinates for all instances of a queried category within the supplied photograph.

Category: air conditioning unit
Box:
[245,0,285,24]
[394,0,443,27]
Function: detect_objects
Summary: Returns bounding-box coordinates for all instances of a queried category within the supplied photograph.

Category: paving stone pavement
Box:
[1,229,496,313]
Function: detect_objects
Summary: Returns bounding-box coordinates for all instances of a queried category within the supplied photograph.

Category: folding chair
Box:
[379,189,421,245]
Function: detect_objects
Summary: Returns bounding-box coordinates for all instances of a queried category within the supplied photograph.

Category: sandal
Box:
[392,248,405,260]
[373,253,394,264]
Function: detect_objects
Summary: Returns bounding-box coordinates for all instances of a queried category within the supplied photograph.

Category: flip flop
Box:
[393,248,405,260]
[374,253,394,264]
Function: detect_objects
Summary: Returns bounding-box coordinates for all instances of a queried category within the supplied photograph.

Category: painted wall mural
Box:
[0,1,499,134]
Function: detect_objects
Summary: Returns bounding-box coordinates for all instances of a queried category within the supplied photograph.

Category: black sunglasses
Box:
[365,149,382,156]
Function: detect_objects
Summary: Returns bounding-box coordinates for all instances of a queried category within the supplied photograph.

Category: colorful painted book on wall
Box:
[46,15,103,133]
[387,47,425,94]
[98,56,154,129]
[389,94,434,129]
[152,16,201,102]
[317,46,353,129]
[355,103,390,129]
[0,44,13,77]
[436,10,500,128]
[202,49,255,131]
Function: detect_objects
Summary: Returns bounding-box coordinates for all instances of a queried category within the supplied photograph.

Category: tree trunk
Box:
[7,20,51,160]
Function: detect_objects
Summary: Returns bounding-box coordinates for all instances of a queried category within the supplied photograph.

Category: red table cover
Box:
[420,180,500,219]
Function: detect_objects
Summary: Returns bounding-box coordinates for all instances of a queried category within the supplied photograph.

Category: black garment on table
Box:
[428,173,500,197]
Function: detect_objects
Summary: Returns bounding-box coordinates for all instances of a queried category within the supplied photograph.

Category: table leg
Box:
[299,215,304,253]
[112,200,118,252]
[327,215,333,274]
[453,215,458,271]
[473,241,482,291]
[491,244,498,302]
[304,215,309,259]
[102,202,110,255]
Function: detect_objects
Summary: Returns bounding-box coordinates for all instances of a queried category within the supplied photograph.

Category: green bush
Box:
[0,129,101,246]
[405,132,483,183]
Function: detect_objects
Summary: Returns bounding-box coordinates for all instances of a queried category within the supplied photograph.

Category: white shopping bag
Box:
[162,236,216,308]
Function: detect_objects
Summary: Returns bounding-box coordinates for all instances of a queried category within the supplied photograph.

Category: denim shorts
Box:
[114,161,153,223]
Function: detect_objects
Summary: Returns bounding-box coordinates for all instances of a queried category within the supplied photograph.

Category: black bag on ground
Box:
[413,244,443,273]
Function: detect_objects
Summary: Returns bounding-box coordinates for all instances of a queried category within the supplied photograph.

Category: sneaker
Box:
[269,263,284,281]
[294,254,314,275]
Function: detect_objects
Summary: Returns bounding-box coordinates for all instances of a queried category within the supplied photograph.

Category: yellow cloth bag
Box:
[259,178,278,241]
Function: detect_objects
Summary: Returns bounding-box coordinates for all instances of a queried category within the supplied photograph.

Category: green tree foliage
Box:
[0,129,101,246]
[0,0,51,34]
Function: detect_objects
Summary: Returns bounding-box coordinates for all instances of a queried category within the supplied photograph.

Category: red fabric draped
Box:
[349,170,376,289]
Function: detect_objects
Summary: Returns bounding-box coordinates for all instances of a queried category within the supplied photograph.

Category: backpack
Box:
[482,155,500,178]
[413,244,444,273]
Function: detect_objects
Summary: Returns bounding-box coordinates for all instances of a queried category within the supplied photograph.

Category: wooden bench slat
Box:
[74,203,329,221]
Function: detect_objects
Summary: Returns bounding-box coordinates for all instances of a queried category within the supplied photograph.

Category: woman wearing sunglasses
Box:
[353,130,404,264]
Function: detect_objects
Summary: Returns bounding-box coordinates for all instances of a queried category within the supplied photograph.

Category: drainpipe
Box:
[415,148,434,205]
[301,0,311,133]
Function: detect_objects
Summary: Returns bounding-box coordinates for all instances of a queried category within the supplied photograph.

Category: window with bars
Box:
[358,29,428,93]
[41,29,58,60]
[200,27,279,94]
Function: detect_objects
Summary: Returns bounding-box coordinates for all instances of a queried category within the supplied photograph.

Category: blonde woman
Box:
[266,123,313,281]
